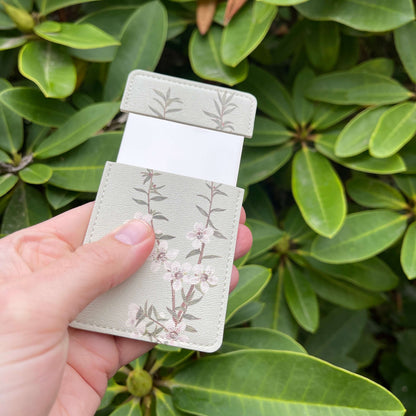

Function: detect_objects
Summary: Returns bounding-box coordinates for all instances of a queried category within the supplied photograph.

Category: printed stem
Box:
[171,281,177,324]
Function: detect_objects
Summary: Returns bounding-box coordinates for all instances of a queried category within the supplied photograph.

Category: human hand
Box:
[0,202,252,416]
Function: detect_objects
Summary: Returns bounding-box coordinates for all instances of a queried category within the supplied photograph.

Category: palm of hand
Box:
[0,203,251,416]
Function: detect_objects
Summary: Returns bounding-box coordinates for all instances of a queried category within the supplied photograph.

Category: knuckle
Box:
[76,241,120,271]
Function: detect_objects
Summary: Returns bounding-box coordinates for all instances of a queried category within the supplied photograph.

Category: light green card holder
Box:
[71,71,257,352]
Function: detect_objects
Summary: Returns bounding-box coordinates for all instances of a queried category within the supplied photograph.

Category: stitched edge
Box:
[121,71,256,138]
[72,162,244,352]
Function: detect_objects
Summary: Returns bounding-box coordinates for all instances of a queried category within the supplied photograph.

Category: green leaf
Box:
[350,58,394,77]
[0,148,10,162]
[220,328,306,354]
[225,265,271,322]
[238,144,293,188]
[257,0,307,4]
[34,102,119,159]
[18,41,76,99]
[0,94,23,155]
[394,174,416,201]
[155,389,186,416]
[305,21,340,72]
[221,2,277,67]
[306,256,399,292]
[395,22,416,83]
[296,0,415,32]
[283,260,319,332]
[0,9,15,30]
[108,398,142,416]
[370,102,416,158]
[401,221,416,279]
[244,185,277,225]
[400,140,416,173]
[45,186,78,210]
[25,124,50,153]
[311,102,357,131]
[225,301,264,327]
[0,87,75,127]
[103,1,167,101]
[292,67,314,127]
[306,71,412,106]
[34,21,120,49]
[1,183,51,234]
[0,35,27,50]
[316,132,406,174]
[98,378,127,410]
[172,350,405,416]
[48,132,122,192]
[240,65,297,129]
[392,373,416,414]
[246,116,292,147]
[311,210,408,264]
[36,0,97,15]
[347,175,407,210]
[305,308,366,368]
[335,106,388,157]
[292,146,346,238]
[306,268,386,309]
[0,174,18,197]
[397,329,416,373]
[283,206,316,243]
[19,163,52,184]
[189,26,248,86]
[247,219,285,260]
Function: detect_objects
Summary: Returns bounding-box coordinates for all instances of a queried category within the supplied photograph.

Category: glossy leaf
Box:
[311,103,357,131]
[350,58,394,77]
[244,185,277,225]
[0,174,18,197]
[109,399,142,416]
[220,328,306,354]
[292,67,314,127]
[154,348,194,369]
[48,132,122,192]
[34,102,119,159]
[238,144,293,188]
[225,301,264,327]
[394,174,416,201]
[247,218,284,260]
[18,41,76,99]
[395,21,416,83]
[155,389,186,416]
[0,87,75,127]
[98,378,127,410]
[296,0,415,32]
[335,106,388,157]
[221,2,277,67]
[1,183,51,234]
[305,308,366,368]
[307,72,412,106]
[400,140,416,173]
[306,268,386,310]
[347,176,407,210]
[34,21,120,49]
[36,0,97,15]
[246,116,292,147]
[316,132,406,174]
[283,260,319,332]
[397,330,416,373]
[257,0,307,4]
[0,35,26,50]
[172,350,405,416]
[306,256,399,292]
[189,26,248,86]
[401,222,416,279]
[240,65,297,129]
[305,21,340,71]
[25,124,50,152]
[292,146,346,238]
[45,186,78,210]
[370,102,416,158]
[284,205,316,243]
[19,163,53,184]
[225,265,271,321]
[311,210,408,264]
[103,1,167,101]
[0,92,23,155]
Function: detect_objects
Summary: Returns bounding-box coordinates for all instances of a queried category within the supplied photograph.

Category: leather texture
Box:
[120,70,257,138]
[71,162,244,352]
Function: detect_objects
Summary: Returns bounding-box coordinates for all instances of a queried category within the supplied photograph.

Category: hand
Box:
[0,202,252,416]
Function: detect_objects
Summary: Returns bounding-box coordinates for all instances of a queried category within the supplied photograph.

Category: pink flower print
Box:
[163,261,192,290]
[161,319,189,344]
[151,241,179,272]
[191,264,218,293]
[186,222,214,249]
[134,211,153,224]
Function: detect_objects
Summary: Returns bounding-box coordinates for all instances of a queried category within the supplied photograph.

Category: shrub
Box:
[1,0,415,414]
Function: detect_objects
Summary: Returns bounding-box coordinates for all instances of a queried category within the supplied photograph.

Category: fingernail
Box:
[114,220,152,246]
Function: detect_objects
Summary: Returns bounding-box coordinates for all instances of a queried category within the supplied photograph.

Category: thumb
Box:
[32,220,155,322]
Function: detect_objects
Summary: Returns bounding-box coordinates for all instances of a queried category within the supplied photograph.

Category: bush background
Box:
[1,0,416,415]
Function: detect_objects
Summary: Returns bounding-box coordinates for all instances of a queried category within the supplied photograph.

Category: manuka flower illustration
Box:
[151,241,179,272]
[190,264,218,293]
[163,261,192,290]
[186,222,214,249]
[134,211,153,224]
[160,319,189,344]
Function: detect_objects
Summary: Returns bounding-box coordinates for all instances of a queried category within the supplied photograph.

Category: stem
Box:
[0,154,33,174]
[171,280,177,323]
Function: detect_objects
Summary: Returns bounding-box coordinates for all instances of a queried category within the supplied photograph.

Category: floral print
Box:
[160,320,189,343]
[134,211,153,224]
[190,264,218,293]
[163,261,192,290]
[151,241,179,272]
[186,222,214,249]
